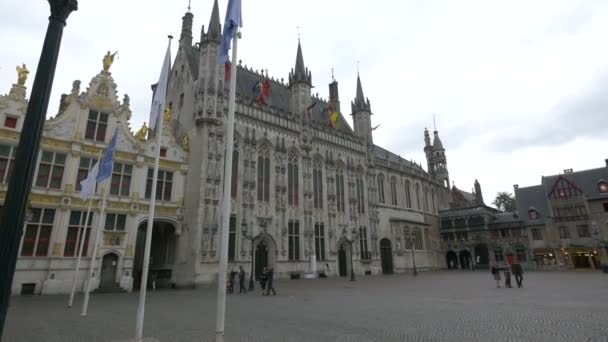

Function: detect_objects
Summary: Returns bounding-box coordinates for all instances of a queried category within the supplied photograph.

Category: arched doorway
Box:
[474,244,489,267]
[254,240,269,279]
[446,251,458,269]
[338,242,348,277]
[459,250,471,270]
[380,238,393,274]
[134,221,177,289]
[100,253,119,288]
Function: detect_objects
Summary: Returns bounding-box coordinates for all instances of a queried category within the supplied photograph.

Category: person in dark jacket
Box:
[238,266,247,294]
[491,264,501,288]
[228,268,237,294]
[502,261,512,288]
[259,267,268,292]
[512,262,524,288]
[265,267,276,296]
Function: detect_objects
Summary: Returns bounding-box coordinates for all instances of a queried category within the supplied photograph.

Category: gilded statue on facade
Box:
[16,64,29,86]
[164,107,172,124]
[102,51,118,72]
[182,135,189,149]
[135,122,148,141]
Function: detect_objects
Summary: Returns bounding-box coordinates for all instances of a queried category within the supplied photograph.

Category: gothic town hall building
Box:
[1,2,454,295]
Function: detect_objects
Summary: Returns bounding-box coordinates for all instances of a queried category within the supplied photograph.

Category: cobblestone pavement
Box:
[4,271,608,342]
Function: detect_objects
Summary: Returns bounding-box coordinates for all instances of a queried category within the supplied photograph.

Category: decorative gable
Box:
[547,175,583,199]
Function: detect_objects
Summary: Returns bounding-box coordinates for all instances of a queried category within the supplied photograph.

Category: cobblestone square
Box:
[4,271,608,342]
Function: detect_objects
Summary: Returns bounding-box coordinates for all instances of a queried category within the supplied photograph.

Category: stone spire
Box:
[351,73,371,113]
[432,130,444,151]
[205,0,221,42]
[180,10,194,48]
[289,40,312,86]
[424,128,433,175]
[474,179,484,206]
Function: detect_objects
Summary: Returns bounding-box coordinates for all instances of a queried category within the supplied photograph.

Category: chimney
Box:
[605,159,608,167]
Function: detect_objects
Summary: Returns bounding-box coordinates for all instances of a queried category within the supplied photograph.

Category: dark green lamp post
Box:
[0,0,77,337]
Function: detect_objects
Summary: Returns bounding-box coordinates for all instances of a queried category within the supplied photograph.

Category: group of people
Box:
[227,266,276,295]
[491,261,524,288]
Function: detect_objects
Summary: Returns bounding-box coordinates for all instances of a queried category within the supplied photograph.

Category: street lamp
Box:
[0,1,78,337]
[240,219,255,291]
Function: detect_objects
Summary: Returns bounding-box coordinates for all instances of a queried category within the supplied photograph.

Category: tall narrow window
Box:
[21,208,55,257]
[288,220,300,261]
[231,149,239,198]
[288,152,299,206]
[431,190,436,213]
[110,162,132,197]
[0,144,15,184]
[415,183,421,210]
[228,216,237,261]
[145,169,173,201]
[424,228,431,250]
[377,174,385,204]
[359,226,369,260]
[405,181,412,208]
[85,110,109,142]
[335,170,345,212]
[314,222,326,261]
[424,187,429,212]
[257,145,270,202]
[35,151,66,189]
[76,157,94,192]
[356,177,365,214]
[313,159,323,209]
[64,211,93,257]
[413,228,423,250]
[390,177,398,206]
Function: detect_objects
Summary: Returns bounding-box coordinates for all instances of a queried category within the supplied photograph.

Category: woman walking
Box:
[491,264,501,288]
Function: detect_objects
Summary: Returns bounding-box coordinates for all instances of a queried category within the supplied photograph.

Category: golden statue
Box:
[182,135,189,149]
[135,122,148,141]
[164,107,172,124]
[16,64,29,86]
[102,51,118,72]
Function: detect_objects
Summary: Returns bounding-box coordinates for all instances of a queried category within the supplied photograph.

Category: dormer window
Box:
[85,110,108,142]
[528,208,539,220]
[598,181,608,193]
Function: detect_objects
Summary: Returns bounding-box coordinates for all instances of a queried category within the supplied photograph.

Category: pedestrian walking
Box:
[512,262,524,288]
[265,267,276,296]
[228,268,236,294]
[502,261,512,288]
[491,264,501,288]
[238,266,247,294]
[259,267,268,293]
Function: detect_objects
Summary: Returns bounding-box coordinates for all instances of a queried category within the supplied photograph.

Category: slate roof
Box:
[371,145,424,171]
[541,166,608,200]
[514,185,548,224]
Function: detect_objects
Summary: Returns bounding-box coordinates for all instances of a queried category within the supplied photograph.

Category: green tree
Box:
[492,192,517,212]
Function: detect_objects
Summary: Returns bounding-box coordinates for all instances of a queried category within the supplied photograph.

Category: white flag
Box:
[149,41,172,130]
[79,162,99,200]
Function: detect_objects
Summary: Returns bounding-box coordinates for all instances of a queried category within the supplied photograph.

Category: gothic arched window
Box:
[390,177,398,206]
[287,151,299,206]
[405,181,412,208]
[415,183,421,210]
[257,144,270,202]
[335,168,345,212]
[377,174,385,204]
[230,142,239,199]
[424,186,429,212]
[356,176,365,214]
[313,157,323,209]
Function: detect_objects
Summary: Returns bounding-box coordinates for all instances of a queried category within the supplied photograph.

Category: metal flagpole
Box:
[215,28,240,342]
[135,35,173,342]
[68,151,101,308]
[81,183,109,316]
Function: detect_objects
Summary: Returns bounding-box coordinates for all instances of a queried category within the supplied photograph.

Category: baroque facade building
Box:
[1,2,452,295]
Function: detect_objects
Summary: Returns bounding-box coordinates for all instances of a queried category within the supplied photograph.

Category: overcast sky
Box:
[2,0,608,205]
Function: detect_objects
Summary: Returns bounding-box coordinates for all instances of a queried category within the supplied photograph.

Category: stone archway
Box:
[379,238,393,274]
[446,251,458,269]
[337,238,352,277]
[253,233,277,280]
[134,220,178,289]
[459,250,472,270]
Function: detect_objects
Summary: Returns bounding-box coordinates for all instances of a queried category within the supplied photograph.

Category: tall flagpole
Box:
[215,27,240,342]
[68,151,101,308]
[81,183,109,316]
[135,35,173,342]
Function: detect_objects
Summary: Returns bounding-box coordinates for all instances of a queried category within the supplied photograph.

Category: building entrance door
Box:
[100,253,118,288]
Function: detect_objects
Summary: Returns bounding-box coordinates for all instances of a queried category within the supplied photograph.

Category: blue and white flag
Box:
[217,0,242,64]
[97,128,118,182]
[79,161,99,200]
[149,40,172,130]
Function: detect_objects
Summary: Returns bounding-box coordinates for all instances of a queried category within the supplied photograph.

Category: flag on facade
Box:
[218,0,243,64]
[79,162,99,200]
[327,104,339,128]
[306,101,317,121]
[224,61,231,81]
[96,128,118,182]
[251,79,270,106]
[149,41,172,130]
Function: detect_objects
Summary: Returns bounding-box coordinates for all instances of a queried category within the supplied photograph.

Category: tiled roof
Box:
[514,185,548,224]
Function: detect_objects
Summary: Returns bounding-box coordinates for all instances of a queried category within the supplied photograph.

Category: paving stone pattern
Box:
[4,271,608,342]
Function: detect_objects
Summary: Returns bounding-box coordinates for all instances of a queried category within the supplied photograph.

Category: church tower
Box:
[289,40,312,115]
[431,130,450,188]
[351,73,373,144]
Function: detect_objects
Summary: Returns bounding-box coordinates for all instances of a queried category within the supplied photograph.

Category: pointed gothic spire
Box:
[351,73,371,113]
[289,40,311,86]
[205,0,221,42]
[432,130,444,150]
